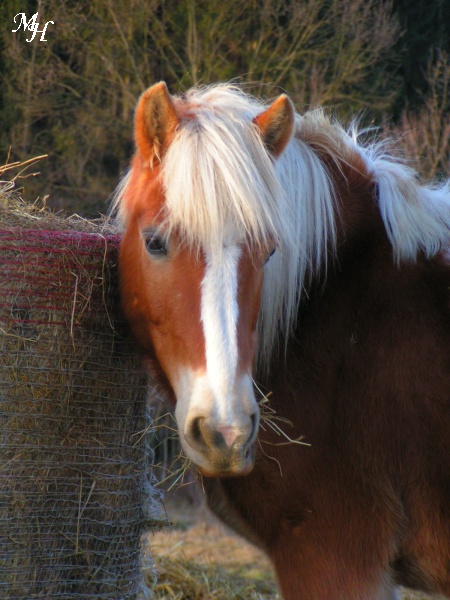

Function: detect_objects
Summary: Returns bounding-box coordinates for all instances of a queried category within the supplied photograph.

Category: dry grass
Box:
[148,494,280,600]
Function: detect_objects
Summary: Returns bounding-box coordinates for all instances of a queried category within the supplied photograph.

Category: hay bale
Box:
[0,190,161,598]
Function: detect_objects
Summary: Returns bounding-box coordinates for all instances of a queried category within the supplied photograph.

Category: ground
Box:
[148,483,434,600]
[149,488,279,599]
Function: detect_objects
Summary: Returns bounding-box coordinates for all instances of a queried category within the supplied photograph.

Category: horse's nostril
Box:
[186,416,213,453]
[248,411,259,444]
[186,416,221,452]
[191,417,203,445]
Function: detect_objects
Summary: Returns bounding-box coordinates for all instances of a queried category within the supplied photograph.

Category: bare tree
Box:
[385,51,450,179]
[1,0,404,213]
[145,0,401,113]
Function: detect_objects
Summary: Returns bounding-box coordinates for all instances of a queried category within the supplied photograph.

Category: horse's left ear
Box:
[134,81,180,167]
[253,95,295,157]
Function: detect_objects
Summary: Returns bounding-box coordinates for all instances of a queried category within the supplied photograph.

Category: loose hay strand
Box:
[0,154,48,181]
[255,383,311,447]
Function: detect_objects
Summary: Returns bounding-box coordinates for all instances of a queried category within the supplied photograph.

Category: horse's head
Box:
[118,83,294,477]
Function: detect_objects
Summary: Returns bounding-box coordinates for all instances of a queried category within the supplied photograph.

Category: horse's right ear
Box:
[134,82,180,167]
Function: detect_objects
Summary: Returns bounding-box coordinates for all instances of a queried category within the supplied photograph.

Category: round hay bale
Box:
[0,191,161,598]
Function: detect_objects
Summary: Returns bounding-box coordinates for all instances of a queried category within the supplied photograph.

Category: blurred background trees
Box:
[0,0,448,216]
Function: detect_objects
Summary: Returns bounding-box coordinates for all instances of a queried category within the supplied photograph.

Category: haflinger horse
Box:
[112,82,450,599]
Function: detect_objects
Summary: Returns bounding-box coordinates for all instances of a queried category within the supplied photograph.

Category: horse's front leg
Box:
[270,527,397,600]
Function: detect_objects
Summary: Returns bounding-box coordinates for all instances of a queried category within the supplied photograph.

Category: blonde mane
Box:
[112,84,450,367]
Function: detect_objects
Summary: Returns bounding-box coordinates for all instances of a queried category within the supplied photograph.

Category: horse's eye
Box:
[144,233,168,256]
[264,247,276,265]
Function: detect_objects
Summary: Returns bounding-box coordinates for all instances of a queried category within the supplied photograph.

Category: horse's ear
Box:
[253,95,294,157]
[134,82,180,167]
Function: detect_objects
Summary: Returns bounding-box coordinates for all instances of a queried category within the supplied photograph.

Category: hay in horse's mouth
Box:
[256,386,310,448]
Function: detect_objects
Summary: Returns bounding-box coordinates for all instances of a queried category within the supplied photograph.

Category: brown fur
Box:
[119,153,265,401]
[118,86,450,599]
[203,164,450,599]
[134,82,180,167]
[119,160,206,394]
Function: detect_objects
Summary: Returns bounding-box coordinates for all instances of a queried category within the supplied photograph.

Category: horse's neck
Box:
[267,242,447,398]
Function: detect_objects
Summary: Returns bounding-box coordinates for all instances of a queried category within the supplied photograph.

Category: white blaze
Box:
[200,245,241,421]
[173,242,259,469]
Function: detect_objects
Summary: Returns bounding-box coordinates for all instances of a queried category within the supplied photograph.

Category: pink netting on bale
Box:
[0,195,161,599]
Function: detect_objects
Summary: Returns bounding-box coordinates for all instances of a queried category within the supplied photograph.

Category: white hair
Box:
[112,84,450,368]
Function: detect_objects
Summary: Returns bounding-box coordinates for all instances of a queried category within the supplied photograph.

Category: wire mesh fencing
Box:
[0,191,162,599]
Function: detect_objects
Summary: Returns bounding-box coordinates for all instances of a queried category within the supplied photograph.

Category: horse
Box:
[112,82,450,600]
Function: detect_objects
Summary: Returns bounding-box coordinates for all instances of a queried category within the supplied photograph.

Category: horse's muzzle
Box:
[182,413,258,477]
